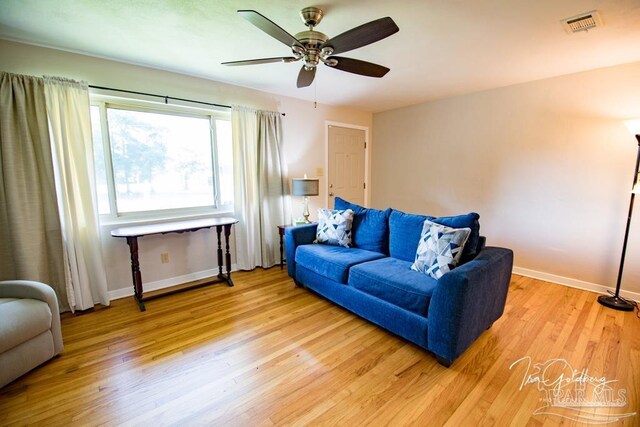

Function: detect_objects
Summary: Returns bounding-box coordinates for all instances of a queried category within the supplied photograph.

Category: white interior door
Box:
[328,125,366,207]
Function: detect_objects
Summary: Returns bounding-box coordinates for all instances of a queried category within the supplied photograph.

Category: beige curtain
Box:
[232,106,289,269]
[0,72,69,310]
[44,77,109,310]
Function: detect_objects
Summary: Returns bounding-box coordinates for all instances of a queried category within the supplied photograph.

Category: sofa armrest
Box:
[426,247,513,364]
[284,223,318,278]
[477,236,486,252]
[0,280,64,355]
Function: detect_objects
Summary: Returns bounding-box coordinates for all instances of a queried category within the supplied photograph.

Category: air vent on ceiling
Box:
[561,10,603,34]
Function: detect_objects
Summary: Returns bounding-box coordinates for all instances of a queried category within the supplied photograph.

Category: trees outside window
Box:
[90,100,233,218]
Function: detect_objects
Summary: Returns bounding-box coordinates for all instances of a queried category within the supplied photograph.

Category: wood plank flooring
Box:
[1,268,639,426]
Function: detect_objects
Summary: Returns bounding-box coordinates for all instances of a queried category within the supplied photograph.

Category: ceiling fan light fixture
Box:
[320,46,334,57]
[303,49,320,67]
[323,58,338,67]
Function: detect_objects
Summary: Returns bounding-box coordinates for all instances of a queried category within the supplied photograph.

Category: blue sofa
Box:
[285,199,514,367]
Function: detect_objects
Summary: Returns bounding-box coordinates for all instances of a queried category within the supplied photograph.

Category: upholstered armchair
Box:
[0,280,64,388]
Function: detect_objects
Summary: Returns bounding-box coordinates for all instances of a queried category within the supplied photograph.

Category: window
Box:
[90,98,233,219]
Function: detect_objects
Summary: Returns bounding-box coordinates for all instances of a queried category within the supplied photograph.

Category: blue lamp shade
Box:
[292,178,319,197]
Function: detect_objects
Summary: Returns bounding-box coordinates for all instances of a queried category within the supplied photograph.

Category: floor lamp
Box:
[598,119,640,311]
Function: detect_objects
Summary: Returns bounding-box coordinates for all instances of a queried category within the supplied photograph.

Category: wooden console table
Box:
[111,217,238,311]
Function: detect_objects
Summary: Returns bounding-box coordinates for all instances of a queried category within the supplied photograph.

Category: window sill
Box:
[99,208,235,228]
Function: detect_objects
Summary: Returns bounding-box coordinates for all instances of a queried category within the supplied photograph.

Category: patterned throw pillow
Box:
[315,208,355,248]
[411,219,471,279]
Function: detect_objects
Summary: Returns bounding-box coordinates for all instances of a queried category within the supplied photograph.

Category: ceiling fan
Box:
[222,7,399,88]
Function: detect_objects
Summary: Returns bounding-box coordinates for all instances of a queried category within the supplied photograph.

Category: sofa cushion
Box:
[296,244,386,284]
[0,298,52,353]
[348,257,438,316]
[0,297,19,306]
[411,219,471,279]
[335,197,392,255]
[389,210,433,262]
[389,210,481,263]
[315,208,355,248]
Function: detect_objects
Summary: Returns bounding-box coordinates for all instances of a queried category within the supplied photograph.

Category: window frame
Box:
[90,94,233,224]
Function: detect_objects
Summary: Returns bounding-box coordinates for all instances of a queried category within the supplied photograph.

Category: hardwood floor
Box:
[1,268,638,426]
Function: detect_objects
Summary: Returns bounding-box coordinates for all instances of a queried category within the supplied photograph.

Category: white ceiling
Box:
[1,0,640,112]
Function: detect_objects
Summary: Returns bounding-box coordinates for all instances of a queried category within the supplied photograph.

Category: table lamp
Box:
[292,175,319,223]
[598,119,640,311]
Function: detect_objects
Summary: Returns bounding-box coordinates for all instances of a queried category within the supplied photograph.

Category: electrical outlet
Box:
[160,252,169,264]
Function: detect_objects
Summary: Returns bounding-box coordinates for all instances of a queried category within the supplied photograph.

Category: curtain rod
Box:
[88,85,285,116]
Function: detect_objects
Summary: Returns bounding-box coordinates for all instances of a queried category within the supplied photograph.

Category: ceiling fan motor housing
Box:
[294,29,330,69]
[294,30,328,47]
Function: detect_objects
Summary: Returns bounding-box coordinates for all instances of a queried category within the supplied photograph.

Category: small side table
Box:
[277,224,292,270]
[277,223,317,270]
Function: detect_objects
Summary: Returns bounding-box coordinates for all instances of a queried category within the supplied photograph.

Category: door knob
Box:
[329,192,334,196]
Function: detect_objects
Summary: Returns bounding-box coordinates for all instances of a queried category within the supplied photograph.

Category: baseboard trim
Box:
[108,264,639,304]
[108,264,239,301]
[513,266,640,303]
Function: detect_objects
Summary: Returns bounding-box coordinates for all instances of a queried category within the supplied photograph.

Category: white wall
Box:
[372,61,640,297]
[0,39,372,297]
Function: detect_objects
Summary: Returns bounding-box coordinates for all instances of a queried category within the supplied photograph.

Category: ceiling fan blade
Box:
[326,57,390,78]
[297,66,316,88]
[222,57,299,66]
[238,10,303,49]
[321,17,399,55]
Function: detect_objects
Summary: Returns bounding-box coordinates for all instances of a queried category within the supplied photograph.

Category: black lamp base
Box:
[597,295,634,311]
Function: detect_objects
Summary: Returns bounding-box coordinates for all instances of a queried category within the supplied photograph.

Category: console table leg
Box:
[224,224,234,287]
[126,236,146,312]
[216,225,223,277]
